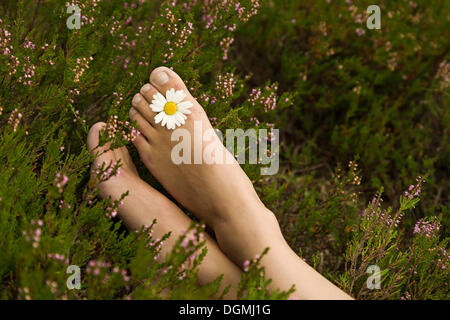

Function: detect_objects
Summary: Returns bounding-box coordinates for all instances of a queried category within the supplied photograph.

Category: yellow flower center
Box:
[164,101,177,115]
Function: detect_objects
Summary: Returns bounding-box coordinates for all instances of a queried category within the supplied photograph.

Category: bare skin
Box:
[87,122,242,299]
[128,66,353,300]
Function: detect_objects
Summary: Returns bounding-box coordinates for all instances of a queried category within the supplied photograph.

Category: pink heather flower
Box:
[243,260,250,272]
[404,177,424,199]
[54,172,69,191]
[355,28,365,36]
[181,238,189,248]
[7,109,22,132]
[413,219,440,238]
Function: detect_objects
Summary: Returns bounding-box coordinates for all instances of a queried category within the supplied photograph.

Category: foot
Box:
[87,122,242,298]
[129,67,284,266]
[128,69,352,299]
[87,122,186,232]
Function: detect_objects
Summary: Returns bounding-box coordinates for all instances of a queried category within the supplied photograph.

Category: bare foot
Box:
[87,122,242,298]
[129,68,352,299]
[129,67,284,266]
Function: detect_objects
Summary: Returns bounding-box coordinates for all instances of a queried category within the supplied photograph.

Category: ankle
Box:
[213,195,268,226]
[213,202,286,262]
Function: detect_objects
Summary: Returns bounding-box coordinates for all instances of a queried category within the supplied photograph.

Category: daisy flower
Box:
[150,88,193,130]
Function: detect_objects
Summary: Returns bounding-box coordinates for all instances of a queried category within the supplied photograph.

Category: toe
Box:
[150,67,189,94]
[87,122,117,169]
[131,131,150,155]
[149,66,188,94]
[137,84,161,126]
[131,93,157,127]
[113,147,138,176]
[130,95,156,138]
[87,122,113,160]
[149,67,203,115]
[87,122,107,153]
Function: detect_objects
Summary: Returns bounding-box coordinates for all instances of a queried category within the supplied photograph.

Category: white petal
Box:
[166,88,176,102]
[153,92,167,105]
[174,112,185,125]
[161,115,167,127]
[166,116,172,127]
[180,108,191,115]
[150,101,164,112]
[173,90,186,103]
[154,112,165,124]
[177,101,193,111]
[172,119,178,129]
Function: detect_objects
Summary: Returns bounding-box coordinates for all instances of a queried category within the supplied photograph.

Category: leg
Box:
[129,67,352,299]
[87,122,242,299]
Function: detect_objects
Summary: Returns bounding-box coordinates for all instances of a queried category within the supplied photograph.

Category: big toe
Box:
[149,66,187,93]
[149,67,205,119]
[87,122,111,159]
[88,122,139,176]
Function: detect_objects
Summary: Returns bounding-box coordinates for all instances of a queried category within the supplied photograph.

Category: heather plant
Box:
[0,0,448,300]
[341,177,449,299]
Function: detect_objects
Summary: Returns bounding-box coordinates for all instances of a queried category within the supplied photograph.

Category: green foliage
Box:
[236,249,295,300]
[0,0,448,299]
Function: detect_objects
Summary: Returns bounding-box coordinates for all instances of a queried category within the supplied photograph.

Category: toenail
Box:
[129,107,137,115]
[132,94,141,104]
[153,70,169,86]
[141,84,152,92]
